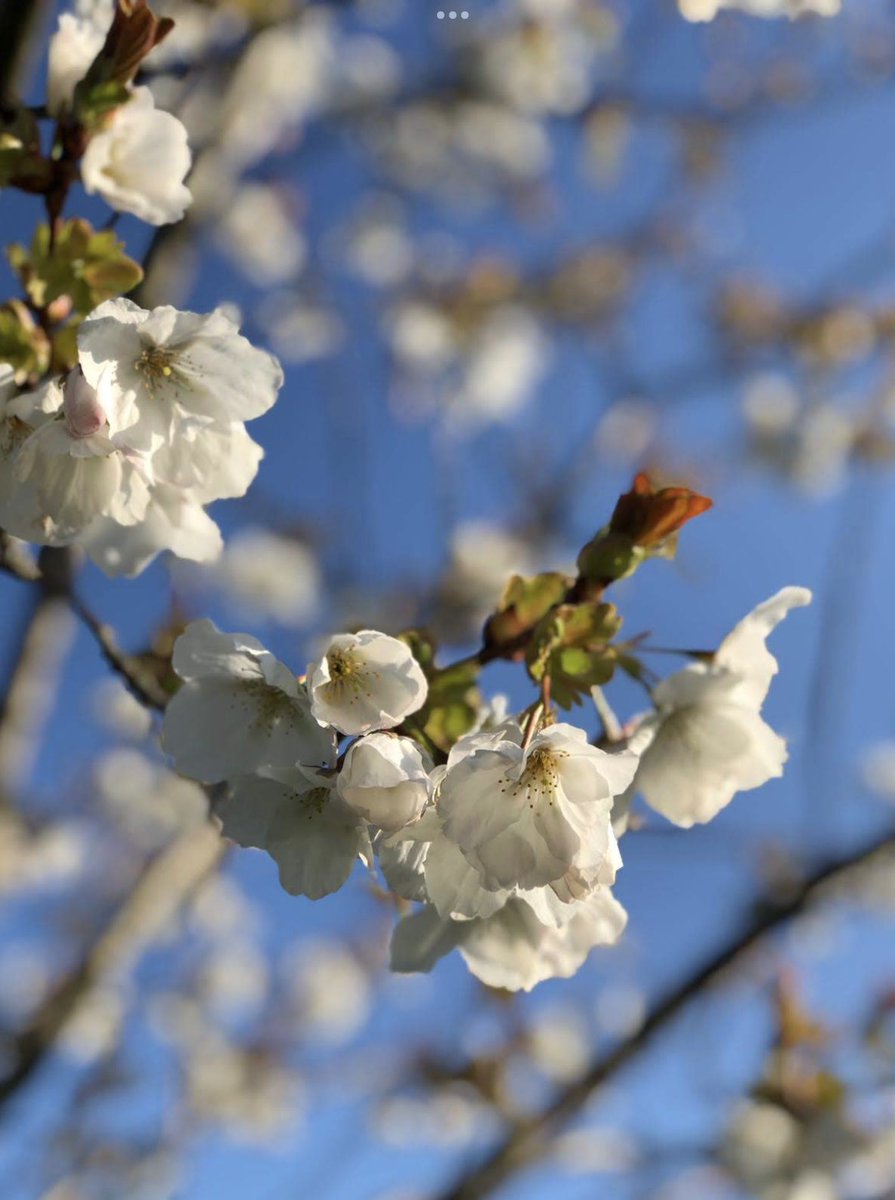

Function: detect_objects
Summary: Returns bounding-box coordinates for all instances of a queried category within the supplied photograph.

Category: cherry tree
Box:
[1,2,893,1199]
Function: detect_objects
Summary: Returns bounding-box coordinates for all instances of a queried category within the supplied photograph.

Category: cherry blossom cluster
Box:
[161,585,810,992]
[49,0,192,225]
[0,0,819,999]
[1,2,281,575]
[0,299,282,575]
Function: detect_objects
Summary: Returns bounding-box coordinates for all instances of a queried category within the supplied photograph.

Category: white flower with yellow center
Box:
[81,87,192,226]
[218,764,370,900]
[307,630,428,736]
[437,722,637,895]
[630,587,812,828]
[77,297,283,454]
[162,620,336,784]
[337,732,431,832]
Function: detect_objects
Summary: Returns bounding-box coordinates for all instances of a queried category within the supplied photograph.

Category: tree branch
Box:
[435,827,895,1200]
[0,589,75,806]
[0,539,168,712]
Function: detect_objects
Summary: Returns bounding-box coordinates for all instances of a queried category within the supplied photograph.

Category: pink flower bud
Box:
[63,368,107,439]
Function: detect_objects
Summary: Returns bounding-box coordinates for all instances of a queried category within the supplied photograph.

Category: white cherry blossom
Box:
[389,904,464,976]
[307,630,428,736]
[377,830,431,903]
[449,307,548,434]
[458,888,628,992]
[3,298,282,577]
[0,374,150,545]
[148,420,264,506]
[77,298,282,453]
[162,620,336,784]
[81,87,192,226]
[218,765,369,900]
[421,820,511,921]
[77,420,264,577]
[337,733,431,832]
[47,1,113,117]
[1,305,284,574]
[383,807,510,922]
[630,587,812,828]
[437,722,636,895]
[81,482,223,577]
[390,886,628,992]
[479,4,599,117]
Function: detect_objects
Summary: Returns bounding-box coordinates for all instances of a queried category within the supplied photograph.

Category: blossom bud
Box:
[338,733,432,832]
[577,473,712,585]
[608,472,712,548]
[85,0,174,92]
[62,368,107,439]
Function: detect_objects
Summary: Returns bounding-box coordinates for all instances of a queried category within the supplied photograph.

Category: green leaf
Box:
[0,106,51,191]
[51,323,80,374]
[398,628,437,674]
[8,219,143,316]
[483,571,571,657]
[527,601,623,709]
[398,629,482,754]
[0,301,50,381]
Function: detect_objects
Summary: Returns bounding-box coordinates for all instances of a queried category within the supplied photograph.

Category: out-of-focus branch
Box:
[0,540,168,711]
[0,538,75,814]
[0,589,75,804]
[0,0,51,104]
[0,823,225,1112]
[435,827,895,1200]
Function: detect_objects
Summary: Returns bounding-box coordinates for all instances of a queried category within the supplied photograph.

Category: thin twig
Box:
[66,591,168,712]
[0,541,168,712]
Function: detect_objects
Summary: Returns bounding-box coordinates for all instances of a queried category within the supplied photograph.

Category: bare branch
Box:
[0,540,168,712]
[0,593,75,803]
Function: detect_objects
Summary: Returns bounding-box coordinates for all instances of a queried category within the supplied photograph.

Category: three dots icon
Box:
[437,10,470,17]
